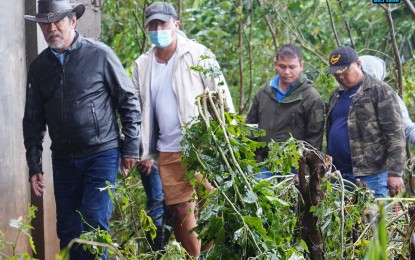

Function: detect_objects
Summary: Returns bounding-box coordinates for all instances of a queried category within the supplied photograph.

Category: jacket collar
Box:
[46,31,82,55]
[65,32,82,53]
[336,73,375,95]
[265,73,309,101]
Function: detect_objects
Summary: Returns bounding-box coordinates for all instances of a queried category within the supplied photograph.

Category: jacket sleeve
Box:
[131,62,140,100]
[378,88,406,177]
[211,59,235,114]
[246,93,260,124]
[104,49,141,158]
[398,96,415,145]
[304,88,325,150]
[23,72,46,179]
[198,48,236,113]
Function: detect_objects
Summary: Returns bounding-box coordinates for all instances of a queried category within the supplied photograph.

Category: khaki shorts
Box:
[158,152,195,205]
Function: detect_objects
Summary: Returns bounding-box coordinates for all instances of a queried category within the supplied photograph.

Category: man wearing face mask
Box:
[132,2,235,257]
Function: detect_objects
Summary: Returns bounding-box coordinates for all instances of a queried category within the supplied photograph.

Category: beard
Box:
[46,32,66,51]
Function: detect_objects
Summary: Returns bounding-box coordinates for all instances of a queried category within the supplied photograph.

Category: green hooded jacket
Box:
[246,73,325,161]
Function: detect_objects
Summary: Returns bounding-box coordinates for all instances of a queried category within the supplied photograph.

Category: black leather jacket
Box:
[23,34,141,177]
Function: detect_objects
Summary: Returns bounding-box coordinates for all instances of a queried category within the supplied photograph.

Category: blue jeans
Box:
[52,148,120,260]
[342,171,388,198]
[254,167,297,179]
[255,167,275,179]
[140,165,165,226]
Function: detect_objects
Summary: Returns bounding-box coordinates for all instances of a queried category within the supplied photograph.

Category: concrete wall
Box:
[0,0,31,256]
[0,0,102,259]
[33,2,102,258]
[75,0,102,40]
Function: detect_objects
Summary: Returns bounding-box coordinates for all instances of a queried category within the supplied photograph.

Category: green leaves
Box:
[364,203,388,260]
[263,137,303,175]
[0,205,37,259]
[139,209,157,240]
[181,80,304,257]
[243,216,266,236]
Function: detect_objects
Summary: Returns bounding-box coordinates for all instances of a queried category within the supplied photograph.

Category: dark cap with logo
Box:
[327,46,359,74]
[145,2,177,26]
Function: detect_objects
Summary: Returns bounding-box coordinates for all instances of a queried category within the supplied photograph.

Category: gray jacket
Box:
[132,36,234,159]
[361,55,415,144]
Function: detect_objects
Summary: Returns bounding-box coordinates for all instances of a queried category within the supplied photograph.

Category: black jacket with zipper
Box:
[23,33,141,178]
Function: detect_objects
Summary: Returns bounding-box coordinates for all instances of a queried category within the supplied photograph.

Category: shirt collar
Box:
[272,74,297,91]
[271,75,297,102]
[50,48,66,65]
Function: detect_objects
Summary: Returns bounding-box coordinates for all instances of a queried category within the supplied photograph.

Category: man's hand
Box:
[388,176,404,196]
[121,157,138,176]
[136,159,154,176]
[30,173,45,197]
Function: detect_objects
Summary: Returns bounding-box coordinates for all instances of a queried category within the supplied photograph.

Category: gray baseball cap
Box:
[145,2,177,26]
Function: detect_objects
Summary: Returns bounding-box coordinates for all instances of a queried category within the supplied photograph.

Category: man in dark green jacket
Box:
[246,44,325,172]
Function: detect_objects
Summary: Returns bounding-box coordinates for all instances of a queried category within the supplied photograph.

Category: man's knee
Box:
[168,202,195,220]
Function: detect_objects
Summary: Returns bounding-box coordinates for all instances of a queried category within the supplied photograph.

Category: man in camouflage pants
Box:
[326,46,405,198]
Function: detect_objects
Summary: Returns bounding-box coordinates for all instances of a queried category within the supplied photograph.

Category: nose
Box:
[147,21,164,31]
[42,22,57,32]
[49,22,58,31]
[155,23,163,30]
[335,74,345,80]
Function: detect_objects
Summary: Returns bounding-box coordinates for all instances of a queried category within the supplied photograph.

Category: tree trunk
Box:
[296,148,331,260]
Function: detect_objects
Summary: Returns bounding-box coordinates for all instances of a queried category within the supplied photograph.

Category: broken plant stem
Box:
[198,96,210,128]
[217,89,226,124]
[193,145,209,172]
[67,238,125,259]
[205,90,253,192]
[336,170,345,256]
[386,209,408,228]
[199,94,233,173]
[212,179,263,253]
[376,198,415,202]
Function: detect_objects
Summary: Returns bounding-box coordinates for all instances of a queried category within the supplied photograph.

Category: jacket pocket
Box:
[354,98,376,122]
[90,102,101,141]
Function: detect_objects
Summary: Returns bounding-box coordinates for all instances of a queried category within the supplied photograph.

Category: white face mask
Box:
[149,30,173,48]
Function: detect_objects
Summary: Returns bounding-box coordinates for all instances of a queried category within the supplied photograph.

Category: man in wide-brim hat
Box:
[24,0,85,23]
[23,0,141,259]
[24,0,85,53]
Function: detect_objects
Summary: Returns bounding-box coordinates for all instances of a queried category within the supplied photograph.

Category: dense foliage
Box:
[0,205,37,260]
[101,0,415,114]
[96,1,415,259]
[179,80,375,258]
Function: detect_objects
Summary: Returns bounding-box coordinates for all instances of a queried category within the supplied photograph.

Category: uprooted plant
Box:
[47,55,415,259]
[180,81,415,258]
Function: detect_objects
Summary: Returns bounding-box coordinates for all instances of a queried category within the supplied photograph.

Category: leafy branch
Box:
[0,205,37,259]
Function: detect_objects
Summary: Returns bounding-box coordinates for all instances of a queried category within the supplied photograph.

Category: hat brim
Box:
[24,4,85,23]
[145,13,173,26]
[327,64,350,75]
